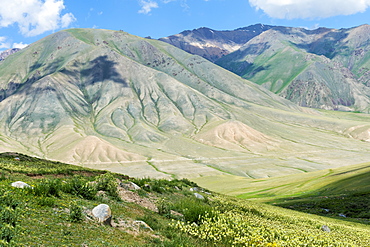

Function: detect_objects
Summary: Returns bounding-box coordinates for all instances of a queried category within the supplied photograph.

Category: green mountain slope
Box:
[216,25,370,113]
[1,28,370,179]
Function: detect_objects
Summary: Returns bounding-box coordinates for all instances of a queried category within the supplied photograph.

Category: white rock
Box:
[194,193,205,200]
[92,204,112,226]
[321,225,331,232]
[120,182,141,190]
[11,181,32,189]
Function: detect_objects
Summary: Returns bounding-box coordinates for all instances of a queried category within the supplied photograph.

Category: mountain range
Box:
[0,48,20,61]
[159,24,275,62]
[160,24,370,113]
[0,28,370,180]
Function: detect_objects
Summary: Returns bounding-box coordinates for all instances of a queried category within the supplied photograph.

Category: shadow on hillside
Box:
[273,170,370,223]
[243,64,271,79]
[318,170,370,195]
[293,31,349,59]
[216,43,272,77]
[1,55,128,105]
[80,55,128,87]
[0,57,69,102]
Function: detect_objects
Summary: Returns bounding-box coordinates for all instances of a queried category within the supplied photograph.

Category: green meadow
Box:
[0,152,369,246]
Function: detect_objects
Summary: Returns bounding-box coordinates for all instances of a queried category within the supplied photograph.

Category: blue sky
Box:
[0,0,370,51]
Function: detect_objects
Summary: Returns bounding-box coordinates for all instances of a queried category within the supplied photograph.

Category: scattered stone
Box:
[170,210,184,218]
[322,208,330,213]
[120,182,141,191]
[338,213,346,218]
[190,187,201,192]
[11,181,32,189]
[134,220,153,231]
[113,219,157,234]
[321,225,331,232]
[92,204,112,226]
[194,193,205,200]
[174,186,181,191]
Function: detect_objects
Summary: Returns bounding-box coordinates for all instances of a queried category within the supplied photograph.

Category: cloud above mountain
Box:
[138,0,209,14]
[0,37,10,49]
[138,0,159,14]
[249,0,370,19]
[0,0,76,37]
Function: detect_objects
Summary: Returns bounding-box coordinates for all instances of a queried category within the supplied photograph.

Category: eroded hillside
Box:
[0,28,370,179]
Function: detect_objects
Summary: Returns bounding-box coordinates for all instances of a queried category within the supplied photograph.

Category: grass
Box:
[0,152,104,176]
[0,152,369,246]
[194,161,370,225]
[194,162,370,198]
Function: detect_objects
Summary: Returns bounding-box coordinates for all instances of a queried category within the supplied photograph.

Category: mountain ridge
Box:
[1,28,370,179]
[159,24,276,62]
[160,24,370,113]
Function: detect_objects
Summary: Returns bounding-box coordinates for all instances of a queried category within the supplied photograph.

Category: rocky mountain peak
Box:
[159,24,276,62]
[0,48,21,61]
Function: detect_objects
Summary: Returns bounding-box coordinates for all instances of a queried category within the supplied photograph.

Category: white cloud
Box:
[249,0,370,19]
[13,42,29,49]
[61,13,76,28]
[0,0,76,37]
[138,0,159,14]
[0,37,11,49]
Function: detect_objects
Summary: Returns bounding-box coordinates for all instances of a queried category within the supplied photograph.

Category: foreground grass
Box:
[0,152,369,246]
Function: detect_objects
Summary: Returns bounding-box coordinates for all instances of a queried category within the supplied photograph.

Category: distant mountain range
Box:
[160,24,370,113]
[0,48,20,61]
[159,24,275,62]
[1,28,370,179]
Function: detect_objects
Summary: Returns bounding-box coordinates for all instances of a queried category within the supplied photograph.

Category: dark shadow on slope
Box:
[272,170,370,223]
[243,64,271,80]
[80,55,128,87]
[293,31,350,59]
[0,56,71,102]
[216,43,271,77]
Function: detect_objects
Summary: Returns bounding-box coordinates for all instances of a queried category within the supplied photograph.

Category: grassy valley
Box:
[194,161,370,224]
[0,152,369,246]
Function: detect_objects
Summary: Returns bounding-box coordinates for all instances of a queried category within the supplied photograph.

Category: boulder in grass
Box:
[92,204,112,226]
[194,193,205,200]
[321,225,331,232]
[120,182,141,191]
[11,181,32,189]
